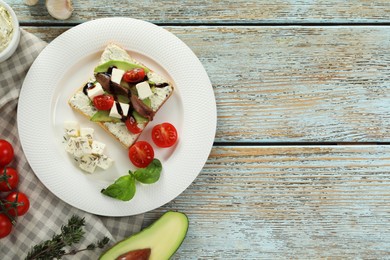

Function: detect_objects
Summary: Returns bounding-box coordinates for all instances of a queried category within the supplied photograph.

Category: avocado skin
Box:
[99,211,189,260]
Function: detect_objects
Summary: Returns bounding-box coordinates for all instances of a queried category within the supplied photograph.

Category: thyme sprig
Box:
[25,215,110,260]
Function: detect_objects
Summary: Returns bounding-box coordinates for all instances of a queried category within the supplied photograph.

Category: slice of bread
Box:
[68,43,174,148]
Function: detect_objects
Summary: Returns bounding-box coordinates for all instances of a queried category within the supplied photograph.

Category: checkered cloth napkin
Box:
[0,29,144,259]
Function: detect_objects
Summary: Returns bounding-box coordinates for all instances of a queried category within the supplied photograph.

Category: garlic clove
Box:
[46,0,74,20]
[25,0,39,6]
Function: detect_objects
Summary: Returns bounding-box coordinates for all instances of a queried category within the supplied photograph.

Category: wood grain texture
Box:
[8,0,390,24]
[23,26,390,143]
[15,1,390,259]
[144,145,390,259]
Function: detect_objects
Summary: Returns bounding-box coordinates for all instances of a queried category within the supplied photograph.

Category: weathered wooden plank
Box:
[8,0,390,24]
[144,145,390,259]
[23,26,390,142]
[23,27,68,42]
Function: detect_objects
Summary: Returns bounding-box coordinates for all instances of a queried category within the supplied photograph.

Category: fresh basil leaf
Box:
[101,173,136,201]
[134,159,162,184]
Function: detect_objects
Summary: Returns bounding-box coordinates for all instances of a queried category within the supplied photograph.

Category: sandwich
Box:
[68,43,174,148]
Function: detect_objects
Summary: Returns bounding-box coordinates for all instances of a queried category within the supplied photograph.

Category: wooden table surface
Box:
[9,0,390,259]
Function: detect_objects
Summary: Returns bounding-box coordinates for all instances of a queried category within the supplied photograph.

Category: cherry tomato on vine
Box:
[128,141,154,168]
[123,68,146,83]
[0,214,12,239]
[5,192,30,217]
[0,140,14,167]
[0,167,19,192]
[125,116,142,134]
[152,123,178,148]
[93,95,114,111]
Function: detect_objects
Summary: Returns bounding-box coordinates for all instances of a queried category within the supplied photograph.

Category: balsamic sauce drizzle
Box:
[82,82,95,95]
[84,65,169,122]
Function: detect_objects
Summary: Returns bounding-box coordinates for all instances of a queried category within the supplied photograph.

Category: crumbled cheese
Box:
[136,81,153,100]
[64,122,114,173]
[73,137,91,157]
[65,137,77,154]
[120,102,130,117]
[79,154,98,173]
[91,140,105,155]
[109,104,121,119]
[96,155,114,170]
[80,128,94,142]
[64,121,79,137]
[109,102,130,119]
[87,82,105,100]
[111,68,125,84]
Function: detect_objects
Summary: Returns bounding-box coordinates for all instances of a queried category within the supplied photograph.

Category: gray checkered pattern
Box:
[0,30,144,259]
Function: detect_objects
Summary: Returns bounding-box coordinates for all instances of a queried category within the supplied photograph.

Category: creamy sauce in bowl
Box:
[0,5,14,53]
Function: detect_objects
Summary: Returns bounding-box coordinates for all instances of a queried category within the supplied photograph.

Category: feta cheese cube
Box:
[63,120,115,173]
[80,128,94,143]
[91,141,105,155]
[109,103,121,119]
[73,137,91,157]
[73,145,84,158]
[119,102,130,116]
[136,81,153,100]
[111,68,125,84]
[79,154,98,173]
[65,137,76,154]
[109,102,130,119]
[64,121,79,137]
[96,155,114,170]
[87,82,105,100]
[79,137,92,154]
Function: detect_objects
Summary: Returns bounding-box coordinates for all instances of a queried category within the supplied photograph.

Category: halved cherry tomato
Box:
[93,95,114,111]
[128,141,154,168]
[152,123,178,148]
[123,68,145,83]
[0,214,12,239]
[0,167,19,192]
[5,192,30,217]
[125,116,142,134]
[0,140,14,167]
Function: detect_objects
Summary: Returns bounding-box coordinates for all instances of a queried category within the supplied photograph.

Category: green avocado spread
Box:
[0,5,14,52]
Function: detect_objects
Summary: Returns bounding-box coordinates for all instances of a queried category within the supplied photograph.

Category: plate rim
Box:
[17,17,217,216]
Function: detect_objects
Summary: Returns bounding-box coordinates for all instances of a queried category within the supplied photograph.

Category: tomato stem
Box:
[0,200,16,225]
[0,193,24,225]
[1,167,12,190]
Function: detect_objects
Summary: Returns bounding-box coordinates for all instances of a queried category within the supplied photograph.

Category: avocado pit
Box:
[116,248,151,260]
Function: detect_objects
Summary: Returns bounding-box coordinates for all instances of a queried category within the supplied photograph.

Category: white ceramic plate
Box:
[17,18,216,216]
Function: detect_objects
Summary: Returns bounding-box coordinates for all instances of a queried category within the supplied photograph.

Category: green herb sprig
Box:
[25,215,110,260]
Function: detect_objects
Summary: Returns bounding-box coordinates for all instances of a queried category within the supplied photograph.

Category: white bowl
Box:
[0,0,20,62]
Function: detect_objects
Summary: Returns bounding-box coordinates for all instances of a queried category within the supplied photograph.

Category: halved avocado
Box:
[94,60,150,74]
[99,211,189,260]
